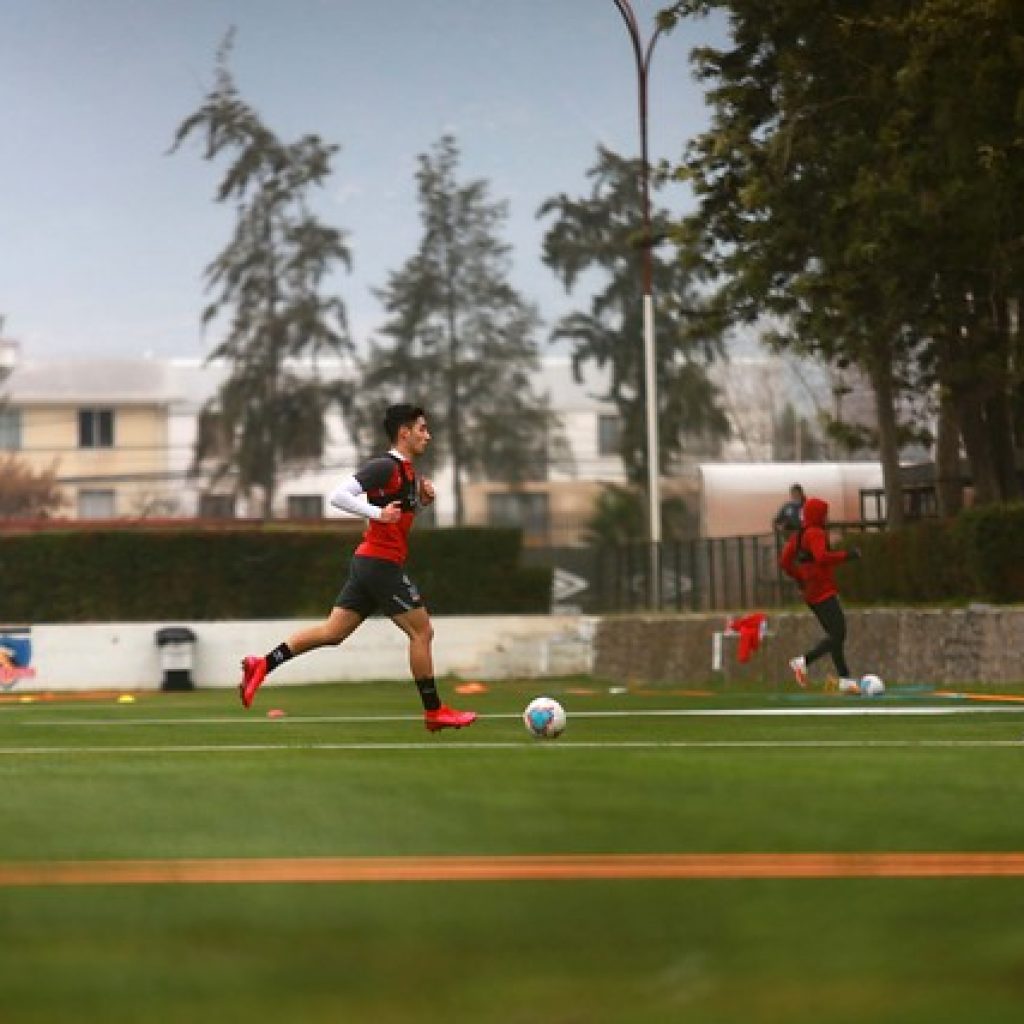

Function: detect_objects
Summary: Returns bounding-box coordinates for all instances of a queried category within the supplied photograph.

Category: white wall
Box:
[8,616,595,692]
[698,462,885,538]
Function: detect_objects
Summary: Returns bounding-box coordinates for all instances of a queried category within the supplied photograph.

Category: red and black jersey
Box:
[353,453,420,564]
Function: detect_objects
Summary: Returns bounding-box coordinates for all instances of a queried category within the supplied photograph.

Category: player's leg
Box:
[809,596,851,679]
[790,597,835,686]
[239,561,373,709]
[282,606,366,658]
[391,606,436,700]
[788,600,826,687]
[816,596,851,679]
[382,589,477,733]
[362,560,435,700]
[391,606,476,731]
[240,608,365,709]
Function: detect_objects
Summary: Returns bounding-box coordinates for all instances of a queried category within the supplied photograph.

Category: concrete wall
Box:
[592,607,1024,687]
[8,607,1024,693]
[4,616,595,692]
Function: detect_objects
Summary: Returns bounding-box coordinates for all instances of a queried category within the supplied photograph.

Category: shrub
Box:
[957,503,1024,603]
[0,526,551,622]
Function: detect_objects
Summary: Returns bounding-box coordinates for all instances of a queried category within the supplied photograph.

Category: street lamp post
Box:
[612,0,667,610]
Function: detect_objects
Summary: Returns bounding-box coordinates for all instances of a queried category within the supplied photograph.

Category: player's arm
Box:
[778,534,799,578]
[329,474,401,523]
[419,477,436,507]
[804,528,849,565]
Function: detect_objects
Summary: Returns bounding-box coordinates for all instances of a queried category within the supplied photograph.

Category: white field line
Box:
[11,705,1024,728]
[0,738,1022,756]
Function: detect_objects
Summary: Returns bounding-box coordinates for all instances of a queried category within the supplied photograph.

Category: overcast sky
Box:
[0,0,725,361]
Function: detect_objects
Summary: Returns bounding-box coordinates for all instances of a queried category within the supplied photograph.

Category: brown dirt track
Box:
[1,852,1024,886]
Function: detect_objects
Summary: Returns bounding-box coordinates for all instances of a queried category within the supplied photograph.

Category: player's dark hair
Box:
[384,404,426,442]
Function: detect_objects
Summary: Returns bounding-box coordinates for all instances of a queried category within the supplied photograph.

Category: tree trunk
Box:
[262,211,280,521]
[987,298,1020,500]
[959,396,1000,505]
[934,383,963,518]
[984,391,1019,501]
[867,346,904,528]
[445,305,463,526]
[441,210,464,526]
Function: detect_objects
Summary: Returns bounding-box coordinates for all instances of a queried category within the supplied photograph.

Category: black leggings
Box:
[805,595,850,678]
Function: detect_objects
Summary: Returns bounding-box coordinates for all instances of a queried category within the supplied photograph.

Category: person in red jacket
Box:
[779,496,860,688]
[238,404,476,733]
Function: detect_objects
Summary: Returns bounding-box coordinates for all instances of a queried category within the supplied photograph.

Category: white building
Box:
[1,346,836,540]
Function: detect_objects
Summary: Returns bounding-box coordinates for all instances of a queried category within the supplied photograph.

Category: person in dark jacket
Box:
[779,496,860,688]
[773,483,806,535]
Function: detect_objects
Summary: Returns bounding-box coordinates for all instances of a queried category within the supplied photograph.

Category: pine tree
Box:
[538,147,728,485]
[170,36,353,518]
[361,135,564,523]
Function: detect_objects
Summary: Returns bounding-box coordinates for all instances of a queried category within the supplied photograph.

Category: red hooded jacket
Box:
[779,496,850,605]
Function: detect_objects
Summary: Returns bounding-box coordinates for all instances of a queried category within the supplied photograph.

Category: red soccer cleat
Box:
[239,655,268,709]
[424,705,478,732]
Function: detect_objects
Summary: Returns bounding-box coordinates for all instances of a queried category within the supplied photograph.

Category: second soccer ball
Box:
[859,673,885,697]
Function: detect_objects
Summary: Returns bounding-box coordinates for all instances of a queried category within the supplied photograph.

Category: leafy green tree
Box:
[667,1,922,523]
[890,0,1024,506]
[360,134,565,523]
[170,36,353,519]
[585,484,694,545]
[538,146,728,486]
[668,0,1024,516]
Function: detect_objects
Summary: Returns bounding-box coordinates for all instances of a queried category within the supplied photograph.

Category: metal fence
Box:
[526,534,798,613]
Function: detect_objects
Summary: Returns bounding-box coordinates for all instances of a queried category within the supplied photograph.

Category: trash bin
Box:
[155,627,197,691]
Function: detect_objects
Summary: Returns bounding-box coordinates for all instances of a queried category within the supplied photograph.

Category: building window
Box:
[0,408,21,450]
[487,491,550,539]
[598,414,621,457]
[199,493,235,519]
[78,408,114,449]
[287,494,323,520]
[196,408,232,460]
[78,489,115,518]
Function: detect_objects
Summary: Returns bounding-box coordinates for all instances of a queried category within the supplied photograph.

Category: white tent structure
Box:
[698,462,885,539]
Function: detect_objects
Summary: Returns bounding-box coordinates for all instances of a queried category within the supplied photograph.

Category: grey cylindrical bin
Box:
[155,627,197,691]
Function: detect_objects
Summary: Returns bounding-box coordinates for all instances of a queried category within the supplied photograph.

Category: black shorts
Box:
[335,555,423,618]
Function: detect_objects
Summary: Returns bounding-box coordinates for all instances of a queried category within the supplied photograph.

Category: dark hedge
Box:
[841,504,1024,605]
[0,526,552,622]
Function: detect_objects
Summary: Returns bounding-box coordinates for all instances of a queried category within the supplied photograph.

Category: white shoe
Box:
[837,677,860,694]
[789,656,808,688]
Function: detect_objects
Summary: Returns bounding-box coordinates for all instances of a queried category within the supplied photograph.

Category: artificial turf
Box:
[0,678,1022,1023]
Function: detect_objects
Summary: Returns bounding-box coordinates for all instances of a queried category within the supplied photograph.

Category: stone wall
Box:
[593,607,1024,687]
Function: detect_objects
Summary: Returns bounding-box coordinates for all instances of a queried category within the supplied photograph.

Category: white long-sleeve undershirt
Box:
[328,475,383,521]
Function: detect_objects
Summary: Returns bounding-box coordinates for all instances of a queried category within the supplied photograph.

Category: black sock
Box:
[265,643,293,675]
[415,677,441,711]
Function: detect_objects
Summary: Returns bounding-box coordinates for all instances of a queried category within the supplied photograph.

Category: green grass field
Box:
[1,678,1024,1023]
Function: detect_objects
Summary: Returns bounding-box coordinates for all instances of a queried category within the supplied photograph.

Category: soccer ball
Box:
[523,696,567,739]
[859,673,885,697]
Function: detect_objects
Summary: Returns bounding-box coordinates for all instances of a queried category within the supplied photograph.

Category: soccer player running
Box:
[239,404,477,732]
[779,495,860,690]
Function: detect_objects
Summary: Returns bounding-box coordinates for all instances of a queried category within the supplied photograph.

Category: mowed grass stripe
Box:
[13,705,1024,727]
[0,739,1022,756]
[3,852,1024,886]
